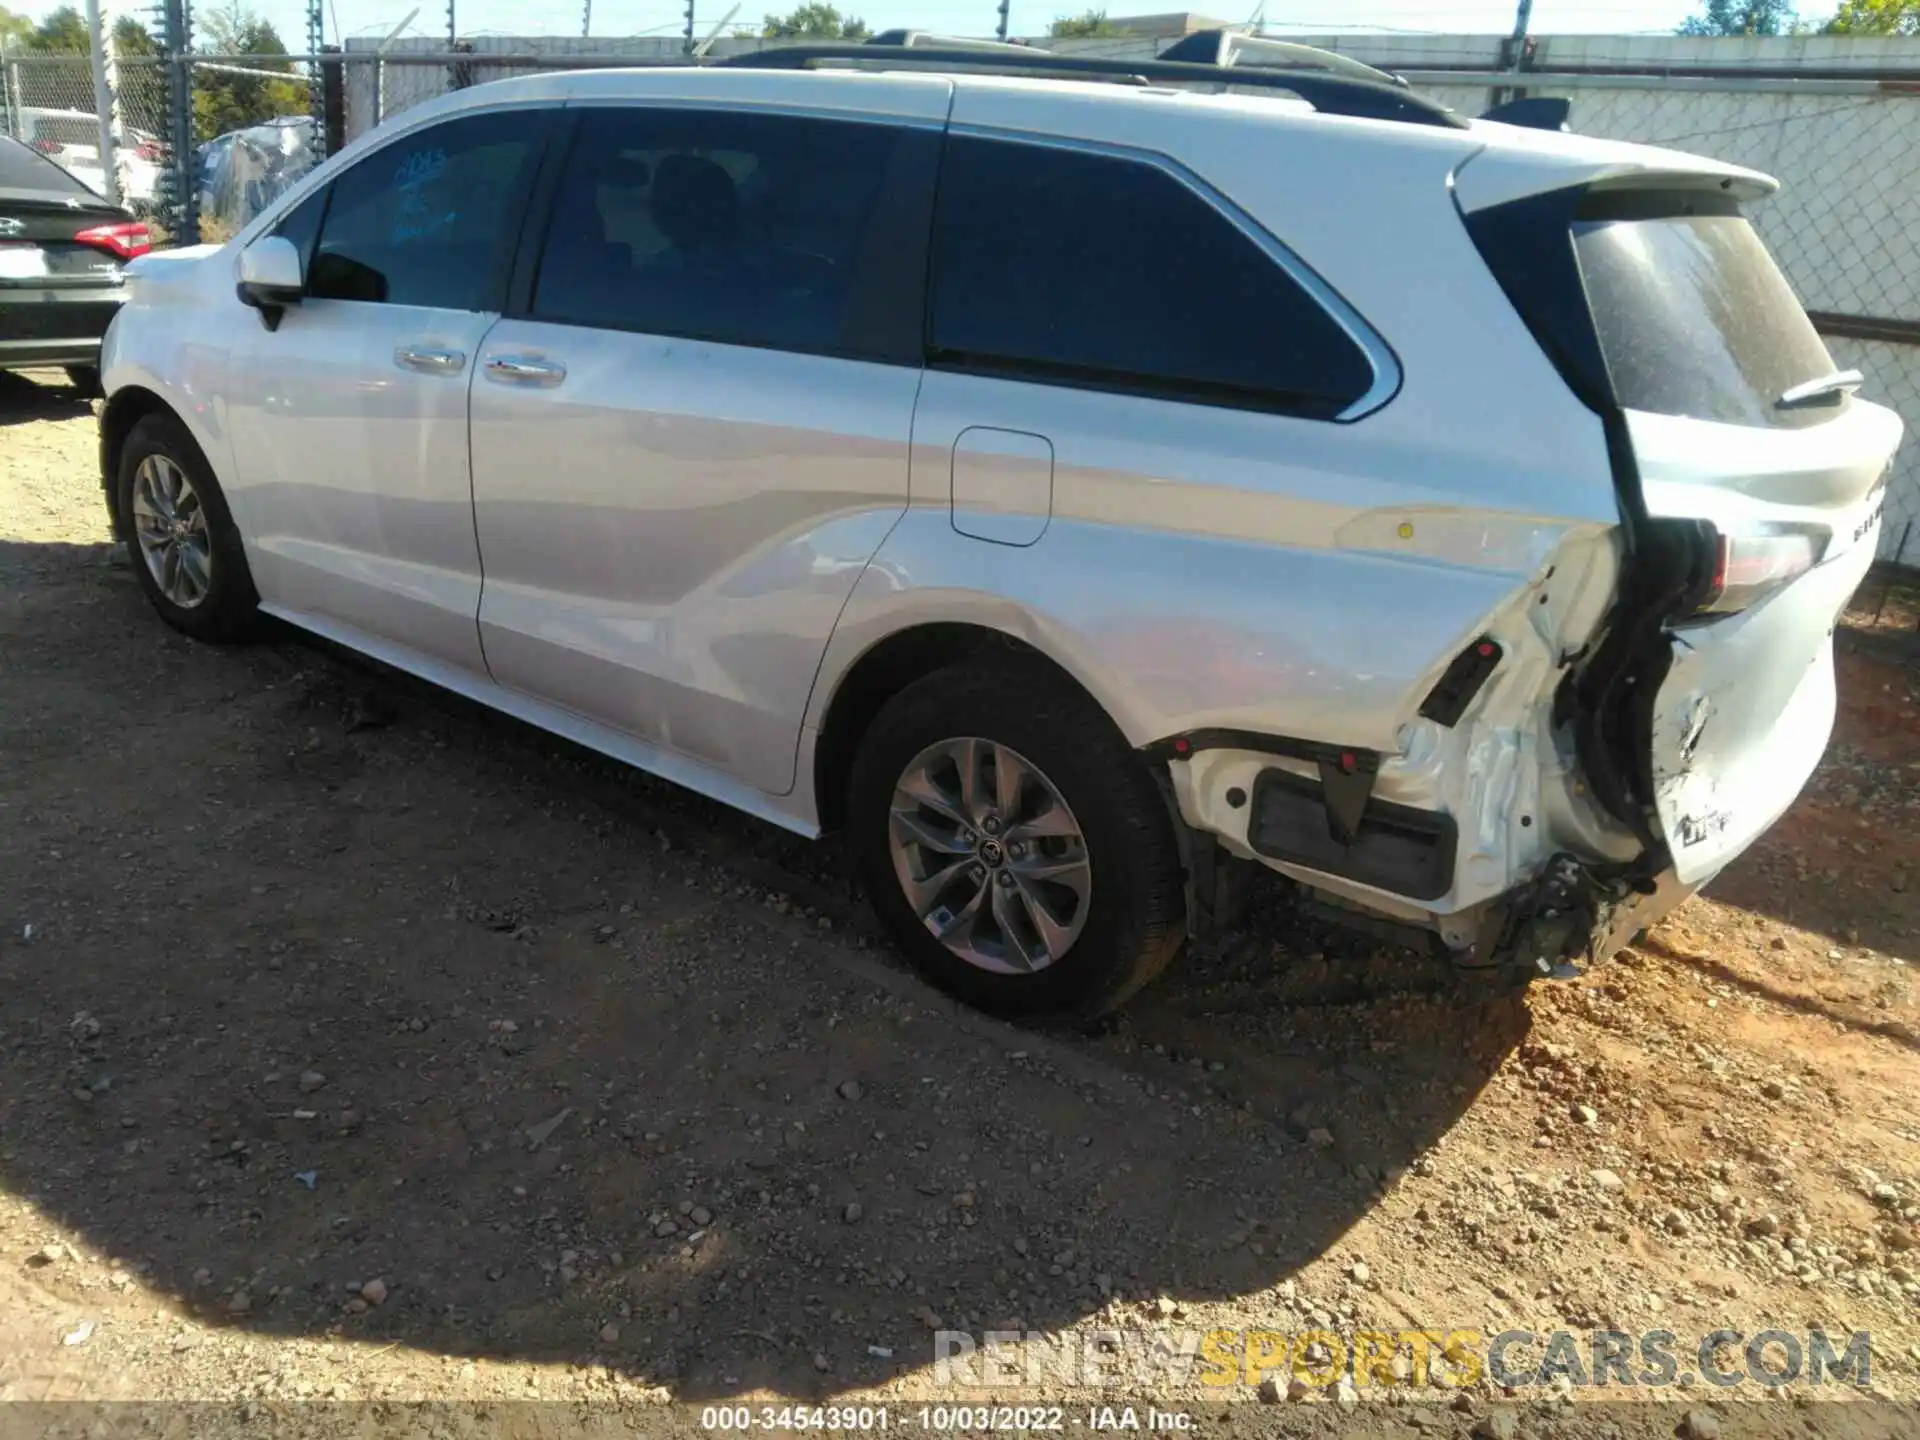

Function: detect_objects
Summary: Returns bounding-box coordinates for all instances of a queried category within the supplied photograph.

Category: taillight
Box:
[31,138,62,155]
[135,142,163,161]
[1687,524,1826,617]
[73,221,151,261]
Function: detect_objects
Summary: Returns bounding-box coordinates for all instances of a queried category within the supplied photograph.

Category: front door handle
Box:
[394,344,466,376]
[484,354,567,387]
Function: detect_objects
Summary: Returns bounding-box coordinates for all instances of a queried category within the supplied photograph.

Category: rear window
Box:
[1573,193,1840,430]
[0,135,95,195]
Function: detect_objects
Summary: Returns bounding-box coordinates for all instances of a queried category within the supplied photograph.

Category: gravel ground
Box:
[2,369,1917,1438]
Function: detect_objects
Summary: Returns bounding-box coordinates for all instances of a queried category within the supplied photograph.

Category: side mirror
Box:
[236,235,303,331]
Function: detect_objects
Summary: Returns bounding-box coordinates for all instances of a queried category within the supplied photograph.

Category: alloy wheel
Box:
[887,736,1093,975]
[130,453,212,609]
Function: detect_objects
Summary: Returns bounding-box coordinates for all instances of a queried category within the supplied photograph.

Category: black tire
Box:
[848,656,1186,1019]
[64,365,101,397]
[117,410,259,643]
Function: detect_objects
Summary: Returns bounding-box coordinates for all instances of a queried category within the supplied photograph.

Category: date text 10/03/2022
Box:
[698,1406,1191,1430]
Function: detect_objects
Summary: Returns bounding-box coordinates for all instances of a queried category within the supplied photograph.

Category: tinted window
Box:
[532,107,934,359]
[1574,195,1839,430]
[929,136,1375,419]
[274,185,328,275]
[0,135,93,195]
[309,110,541,310]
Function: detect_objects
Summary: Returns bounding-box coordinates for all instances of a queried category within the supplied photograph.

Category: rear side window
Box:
[0,136,93,195]
[531,106,937,361]
[1573,193,1839,430]
[928,135,1377,420]
[308,109,544,310]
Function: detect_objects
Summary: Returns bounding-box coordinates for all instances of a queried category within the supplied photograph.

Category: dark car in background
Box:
[0,134,150,392]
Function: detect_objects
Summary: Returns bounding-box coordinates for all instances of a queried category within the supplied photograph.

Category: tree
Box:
[114,16,156,56]
[25,5,88,51]
[1823,0,1920,32]
[1049,9,1123,36]
[190,10,307,140]
[1676,0,1798,33]
[0,6,33,48]
[762,3,869,38]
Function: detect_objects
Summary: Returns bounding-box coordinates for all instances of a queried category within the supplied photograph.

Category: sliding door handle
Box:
[393,344,466,375]
[484,354,567,387]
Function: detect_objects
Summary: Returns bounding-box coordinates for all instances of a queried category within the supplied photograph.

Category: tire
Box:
[117,411,259,643]
[848,656,1186,1019]
[64,365,101,397]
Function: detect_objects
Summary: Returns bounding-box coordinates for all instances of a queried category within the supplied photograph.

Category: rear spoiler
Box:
[1453,138,1777,213]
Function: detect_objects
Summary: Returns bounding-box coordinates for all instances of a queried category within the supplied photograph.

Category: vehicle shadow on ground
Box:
[0,547,1525,1402]
[0,369,93,425]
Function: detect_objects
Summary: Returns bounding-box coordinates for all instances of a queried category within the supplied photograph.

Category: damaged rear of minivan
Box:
[1439,148,1902,979]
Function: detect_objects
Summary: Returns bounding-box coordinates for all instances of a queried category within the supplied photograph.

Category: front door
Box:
[225,106,551,675]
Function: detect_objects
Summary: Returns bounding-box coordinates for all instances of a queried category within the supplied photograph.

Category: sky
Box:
[11,0,1766,50]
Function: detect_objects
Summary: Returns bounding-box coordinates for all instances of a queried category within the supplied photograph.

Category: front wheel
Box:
[117,411,259,642]
[848,657,1186,1019]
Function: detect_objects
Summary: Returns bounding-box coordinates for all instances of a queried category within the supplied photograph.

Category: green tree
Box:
[25,4,88,51]
[114,15,156,56]
[1049,9,1122,36]
[1677,0,1798,33]
[1823,0,1920,32]
[190,9,306,140]
[762,3,869,38]
[0,6,33,48]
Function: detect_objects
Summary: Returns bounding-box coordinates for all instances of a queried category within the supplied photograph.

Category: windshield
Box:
[1573,193,1841,431]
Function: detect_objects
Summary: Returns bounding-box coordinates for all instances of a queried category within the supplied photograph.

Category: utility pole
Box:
[684,0,696,55]
[85,0,120,205]
[1493,0,1533,109]
[995,0,1010,42]
[581,0,591,37]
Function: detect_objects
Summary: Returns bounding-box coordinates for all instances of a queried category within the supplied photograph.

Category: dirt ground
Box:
[2,368,1917,1438]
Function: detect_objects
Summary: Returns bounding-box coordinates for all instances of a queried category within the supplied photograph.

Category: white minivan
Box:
[96,41,1901,1017]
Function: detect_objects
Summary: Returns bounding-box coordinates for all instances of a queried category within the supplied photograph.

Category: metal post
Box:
[1,36,17,140]
[683,0,696,57]
[996,0,1010,42]
[159,0,197,245]
[87,0,121,205]
[309,0,328,160]
[582,0,592,37]
[1492,0,1533,110]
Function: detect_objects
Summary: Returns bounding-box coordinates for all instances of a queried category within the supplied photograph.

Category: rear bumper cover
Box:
[0,287,123,369]
[1238,760,1683,979]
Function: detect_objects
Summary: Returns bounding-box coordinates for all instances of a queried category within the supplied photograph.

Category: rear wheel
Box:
[848,657,1186,1018]
[117,411,259,642]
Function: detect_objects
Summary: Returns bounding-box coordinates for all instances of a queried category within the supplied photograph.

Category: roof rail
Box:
[1158,28,1406,89]
[718,44,1467,129]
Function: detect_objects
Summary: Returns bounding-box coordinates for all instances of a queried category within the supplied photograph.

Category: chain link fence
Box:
[3,25,1915,567]
[0,54,170,220]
